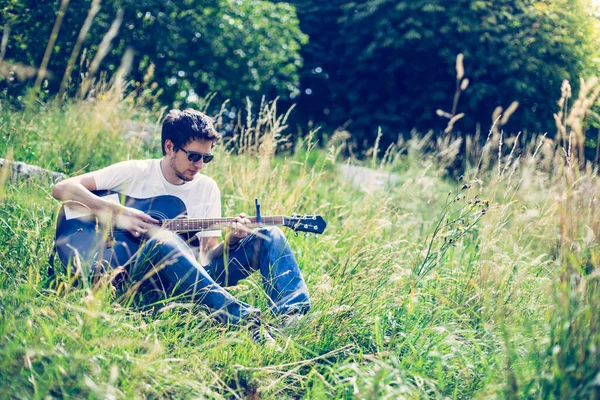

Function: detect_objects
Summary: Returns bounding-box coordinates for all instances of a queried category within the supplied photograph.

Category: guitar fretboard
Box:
[161,216,285,232]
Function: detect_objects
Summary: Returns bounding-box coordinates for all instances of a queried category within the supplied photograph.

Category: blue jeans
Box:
[130,227,310,324]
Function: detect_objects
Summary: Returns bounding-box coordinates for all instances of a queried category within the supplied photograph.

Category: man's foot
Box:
[280,312,304,329]
[246,317,278,348]
[274,307,309,330]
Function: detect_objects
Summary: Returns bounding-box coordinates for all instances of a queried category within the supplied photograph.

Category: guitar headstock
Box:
[283,214,327,234]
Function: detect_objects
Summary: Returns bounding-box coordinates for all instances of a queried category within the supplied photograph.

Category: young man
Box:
[52,109,310,335]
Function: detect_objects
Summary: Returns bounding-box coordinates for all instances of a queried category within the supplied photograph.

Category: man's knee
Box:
[256,226,286,242]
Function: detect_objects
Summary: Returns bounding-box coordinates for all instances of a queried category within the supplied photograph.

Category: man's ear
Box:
[164,139,175,155]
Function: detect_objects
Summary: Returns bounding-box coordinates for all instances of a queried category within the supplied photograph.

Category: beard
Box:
[169,157,196,182]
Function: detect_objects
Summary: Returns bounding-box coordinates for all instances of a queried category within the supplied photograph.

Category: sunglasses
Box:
[180,148,215,163]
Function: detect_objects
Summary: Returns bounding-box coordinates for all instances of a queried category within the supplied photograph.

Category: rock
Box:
[0,158,65,184]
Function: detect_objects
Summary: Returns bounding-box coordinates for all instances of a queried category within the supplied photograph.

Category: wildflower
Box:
[460,78,469,91]
[456,53,464,80]
[561,80,572,99]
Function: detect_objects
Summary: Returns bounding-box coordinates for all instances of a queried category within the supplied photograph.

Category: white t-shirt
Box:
[91,159,221,238]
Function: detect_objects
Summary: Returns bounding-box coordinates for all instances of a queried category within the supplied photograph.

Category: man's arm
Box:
[52,173,158,237]
[53,173,110,214]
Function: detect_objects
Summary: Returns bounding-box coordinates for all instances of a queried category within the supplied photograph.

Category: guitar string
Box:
[163,216,287,231]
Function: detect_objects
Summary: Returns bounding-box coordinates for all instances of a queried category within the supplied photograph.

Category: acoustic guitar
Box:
[54,190,327,270]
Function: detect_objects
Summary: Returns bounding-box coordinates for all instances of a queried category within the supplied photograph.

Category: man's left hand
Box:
[227,213,252,246]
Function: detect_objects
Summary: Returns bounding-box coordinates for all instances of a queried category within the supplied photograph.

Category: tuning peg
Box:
[295,232,299,237]
[304,233,310,238]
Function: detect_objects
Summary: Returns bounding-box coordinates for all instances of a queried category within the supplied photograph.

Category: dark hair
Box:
[161,109,221,155]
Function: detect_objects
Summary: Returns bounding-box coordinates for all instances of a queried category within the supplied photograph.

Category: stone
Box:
[0,158,65,184]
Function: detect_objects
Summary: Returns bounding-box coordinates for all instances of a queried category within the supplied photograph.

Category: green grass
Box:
[1,96,599,399]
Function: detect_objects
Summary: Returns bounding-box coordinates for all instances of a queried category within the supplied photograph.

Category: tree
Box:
[288,0,600,148]
[0,0,307,107]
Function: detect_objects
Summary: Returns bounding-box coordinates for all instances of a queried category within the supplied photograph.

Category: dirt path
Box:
[339,163,399,192]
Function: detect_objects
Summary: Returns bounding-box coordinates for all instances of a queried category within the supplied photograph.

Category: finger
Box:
[234,223,248,233]
[141,214,159,224]
[124,208,157,224]
[236,217,251,227]
[239,213,247,218]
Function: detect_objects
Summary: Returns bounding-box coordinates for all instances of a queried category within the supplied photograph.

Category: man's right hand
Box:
[114,206,159,238]
[52,174,159,238]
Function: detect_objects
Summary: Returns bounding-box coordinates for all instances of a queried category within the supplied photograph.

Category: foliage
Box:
[288,0,600,148]
[0,0,306,106]
[3,0,600,155]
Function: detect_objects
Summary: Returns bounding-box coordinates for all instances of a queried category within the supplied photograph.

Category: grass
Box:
[0,87,599,399]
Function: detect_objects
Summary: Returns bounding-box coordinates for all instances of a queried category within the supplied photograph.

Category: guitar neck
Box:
[161,216,285,233]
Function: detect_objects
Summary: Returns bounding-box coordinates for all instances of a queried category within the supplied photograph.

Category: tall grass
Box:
[1,85,599,398]
[1,47,600,399]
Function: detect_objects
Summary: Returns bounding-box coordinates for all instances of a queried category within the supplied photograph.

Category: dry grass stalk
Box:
[0,148,13,201]
[555,77,600,164]
[231,97,293,158]
[34,0,70,93]
[370,127,382,168]
[110,48,134,98]
[0,23,10,65]
[437,53,470,134]
[58,0,101,97]
[79,8,124,98]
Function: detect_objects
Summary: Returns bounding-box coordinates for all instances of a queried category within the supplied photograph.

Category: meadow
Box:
[0,86,599,399]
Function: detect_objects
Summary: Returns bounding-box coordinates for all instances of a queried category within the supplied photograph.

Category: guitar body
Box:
[54,191,188,271]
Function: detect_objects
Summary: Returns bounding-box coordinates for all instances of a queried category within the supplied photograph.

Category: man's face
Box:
[165,139,213,182]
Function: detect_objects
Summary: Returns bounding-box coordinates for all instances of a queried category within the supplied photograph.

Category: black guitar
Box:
[54,191,327,270]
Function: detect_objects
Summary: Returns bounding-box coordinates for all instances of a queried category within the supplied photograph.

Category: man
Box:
[52,109,310,341]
